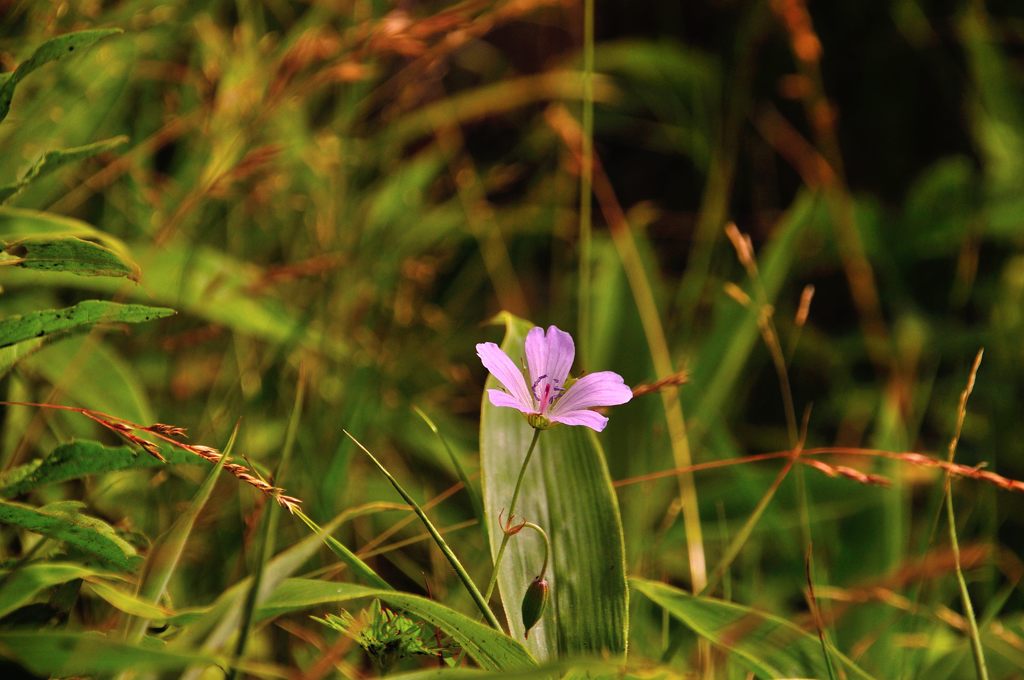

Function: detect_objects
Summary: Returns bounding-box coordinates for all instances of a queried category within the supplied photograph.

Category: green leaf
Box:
[256,578,536,672]
[630,578,875,680]
[0,300,175,349]
[0,561,113,618]
[0,136,128,203]
[480,313,628,659]
[0,499,141,571]
[0,440,200,499]
[0,28,123,123]
[0,631,221,676]
[0,206,131,254]
[0,337,44,377]
[1,236,138,279]
[123,427,233,641]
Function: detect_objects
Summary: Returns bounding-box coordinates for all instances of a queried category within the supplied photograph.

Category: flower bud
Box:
[521,576,549,638]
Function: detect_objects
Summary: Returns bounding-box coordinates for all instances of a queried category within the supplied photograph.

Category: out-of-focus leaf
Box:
[0,300,174,349]
[0,206,131,255]
[255,578,536,672]
[24,335,154,422]
[0,499,141,572]
[0,562,113,617]
[86,579,172,619]
[0,440,199,499]
[481,313,628,659]
[1,236,138,279]
[0,337,43,377]
[0,28,123,123]
[0,136,128,203]
[0,241,343,358]
[631,578,874,679]
[0,631,221,676]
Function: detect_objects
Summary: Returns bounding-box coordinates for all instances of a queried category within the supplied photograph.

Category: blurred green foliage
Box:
[0,0,1023,677]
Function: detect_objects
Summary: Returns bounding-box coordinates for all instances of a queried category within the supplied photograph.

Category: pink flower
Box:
[476,325,633,432]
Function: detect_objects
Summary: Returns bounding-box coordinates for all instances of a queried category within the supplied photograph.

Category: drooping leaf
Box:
[0,29,123,123]
[0,499,141,572]
[0,206,132,255]
[480,313,628,659]
[0,136,128,203]
[0,562,114,618]
[0,300,175,349]
[0,440,200,499]
[630,577,875,680]
[0,631,222,676]
[1,236,138,279]
[255,578,536,672]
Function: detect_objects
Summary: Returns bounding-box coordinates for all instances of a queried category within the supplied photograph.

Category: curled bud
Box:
[521,576,549,639]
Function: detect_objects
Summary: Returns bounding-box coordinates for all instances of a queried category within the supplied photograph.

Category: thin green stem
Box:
[345,430,501,630]
[484,428,542,602]
[522,521,550,579]
[945,490,988,680]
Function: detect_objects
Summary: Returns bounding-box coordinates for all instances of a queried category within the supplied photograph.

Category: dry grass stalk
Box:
[795,284,815,328]
[631,370,690,398]
[0,401,302,514]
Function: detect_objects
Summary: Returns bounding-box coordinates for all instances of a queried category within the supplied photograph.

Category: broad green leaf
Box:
[0,300,175,349]
[0,631,222,676]
[86,580,172,619]
[0,136,128,203]
[630,578,875,680]
[0,440,200,499]
[0,561,113,617]
[256,578,535,672]
[1,236,138,279]
[0,29,123,123]
[481,313,628,659]
[0,499,141,571]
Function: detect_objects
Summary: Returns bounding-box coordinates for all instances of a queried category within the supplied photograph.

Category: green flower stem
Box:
[484,428,542,602]
[345,431,502,630]
[522,522,550,580]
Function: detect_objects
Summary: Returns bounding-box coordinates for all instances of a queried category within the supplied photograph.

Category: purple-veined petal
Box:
[542,326,575,387]
[549,409,609,432]
[487,389,533,414]
[524,326,547,387]
[476,342,533,410]
[524,325,575,390]
[549,371,632,415]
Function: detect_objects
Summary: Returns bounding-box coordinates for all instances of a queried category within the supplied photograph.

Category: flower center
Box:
[531,374,563,414]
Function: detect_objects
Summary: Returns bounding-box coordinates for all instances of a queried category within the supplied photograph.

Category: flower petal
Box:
[549,409,609,431]
[542,325,575,387]
[487,389,533,414]
[476,342,533,410]
[524,326,547,386]
[549,371,632,415]
[524,325,575,389]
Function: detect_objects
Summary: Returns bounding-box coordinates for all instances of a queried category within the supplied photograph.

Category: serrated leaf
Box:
[0,440,200,499]
[0,28,123,123]
[255,578,536,672]
[0,300,175,349]
[0,136,128,203]
[630,578,875,680]
[1,235,138,278]
[481,313,628,659]
[0,499,141,571]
